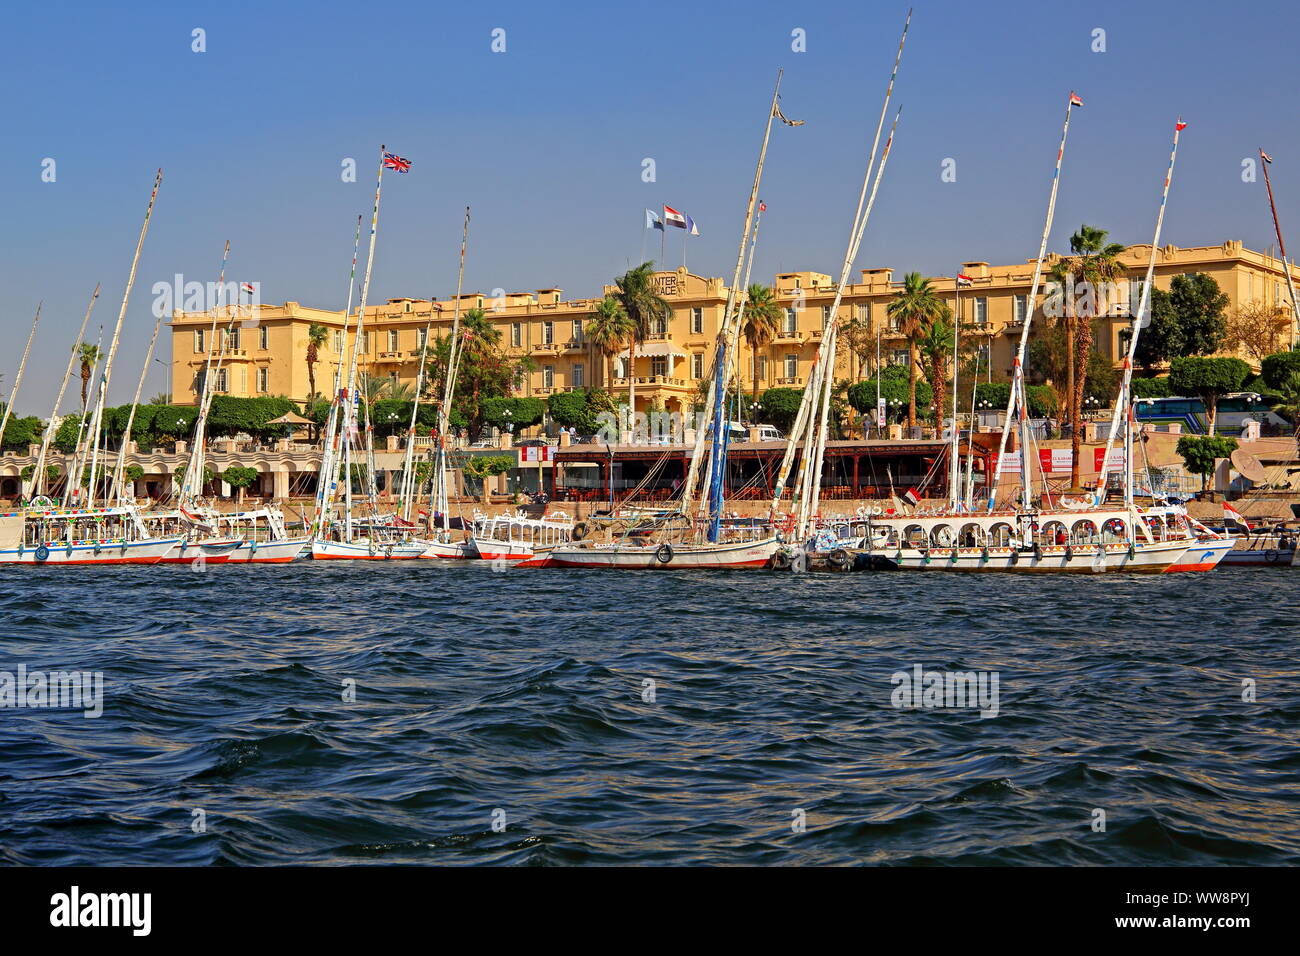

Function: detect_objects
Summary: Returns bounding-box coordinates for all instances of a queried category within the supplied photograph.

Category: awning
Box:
[266,411,316,426]
[616,342,688,360]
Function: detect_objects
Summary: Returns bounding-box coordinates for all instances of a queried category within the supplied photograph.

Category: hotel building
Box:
[169,239,1300,415]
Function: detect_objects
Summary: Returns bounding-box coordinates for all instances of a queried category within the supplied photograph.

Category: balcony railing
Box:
[777,376,804,385]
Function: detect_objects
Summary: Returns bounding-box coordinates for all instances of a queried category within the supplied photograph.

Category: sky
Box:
[3,0,1299,413]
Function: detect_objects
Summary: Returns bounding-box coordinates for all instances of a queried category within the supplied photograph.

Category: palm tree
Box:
[78,343,101,415]
[611,262,671,425]
[741,284,782,406]
[306,322,328,402]
[887,272,945,431]
[586,296,633,389]
[1054,225,1127,488]
[916,306,955,430]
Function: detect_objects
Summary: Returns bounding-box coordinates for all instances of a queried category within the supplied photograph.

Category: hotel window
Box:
[572,363,585,387]
[784,308,798,335]
[257,368,269,393]
[890,349,910,367]
[216,369,228,393]
[651,356,668,378]
[417,327,428,350]
[973,297,989,327]
[542,321,553,345]
[194,329,205,353]
[511,322,521,347]
[1012,294,1027,325]
[333,330,344,353]
[226,327,240,350]
[542,365,554,388]
[692,353,704,378]
[357,331,368,353]
[822,305,832,328]
[691,307,703,334]
[757,355,767,381]
[857,303,871,323]
[259,325,269,350]
[652,314,668,335]
[388,329,399,353]
[572,319,583,343]
[1127,279,1145,315]
[977,343,991,369]
[784,354,798,379]
[1277,281,1283,305]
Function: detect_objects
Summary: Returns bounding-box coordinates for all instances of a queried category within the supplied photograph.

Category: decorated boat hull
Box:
[157,538,244,564]
[528,537,780,570]
[225,537,309,564]
[0,536,183,566]
[847,538,1191,573]
[1164,537,1235,572]
[310,539,430,560]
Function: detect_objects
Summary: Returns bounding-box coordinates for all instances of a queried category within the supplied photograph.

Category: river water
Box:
[1,563,1296,865]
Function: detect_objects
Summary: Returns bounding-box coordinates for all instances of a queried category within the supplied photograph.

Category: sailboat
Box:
[311,149,428,560]
[837,110,1227,572]
[535,71,801,570]
[0,170,182,566]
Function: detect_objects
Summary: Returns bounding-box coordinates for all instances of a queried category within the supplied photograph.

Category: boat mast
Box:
[0,303,43,469]
[769,10,910,534]
[430,207,472,535]
[312,215,363,542]
[181,241,235,505]
[27,285,100,500]
[65,324,105,506]
[1260,148,1300,349]
[80,168,163,509]
[949,276,961,510]
[1094,118,1186,516]
[986,96,1078,513]
[398,315,435,522]
[682,69,784,535]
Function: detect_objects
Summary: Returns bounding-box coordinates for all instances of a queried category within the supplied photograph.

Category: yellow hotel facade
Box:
[169,239,1300,414]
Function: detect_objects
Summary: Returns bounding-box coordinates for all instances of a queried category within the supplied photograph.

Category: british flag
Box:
[383,152,411,173]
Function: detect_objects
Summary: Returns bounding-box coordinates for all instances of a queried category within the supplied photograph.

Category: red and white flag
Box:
[662,205,687,229]
[956,274,973,287]
[1223,502,1252,531]
[902,488,920,507]
[180,506,214,534]
[1069,92,1084,108]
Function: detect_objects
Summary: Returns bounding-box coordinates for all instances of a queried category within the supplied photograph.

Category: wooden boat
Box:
[0,508,180,566]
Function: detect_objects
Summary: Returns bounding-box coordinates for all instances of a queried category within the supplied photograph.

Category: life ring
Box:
[34,544,50,563]
[828,547,850,569]
[770,549,792,570]
[572,521,589,541]
[655,543,674,564]
[1265,548,1279,563]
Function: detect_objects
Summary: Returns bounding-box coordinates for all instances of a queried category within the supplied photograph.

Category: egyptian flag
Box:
[663,205,688,229]
[1069,92,1083,108]
[180,506,214,534]
[1224,502,1252,531]
[903,488,920,507]
[1261,149,1274,164]
[240,282,256,296]
[956,274,973,287]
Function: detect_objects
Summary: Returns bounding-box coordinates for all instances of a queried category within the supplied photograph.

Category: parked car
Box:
[517,438,554,447]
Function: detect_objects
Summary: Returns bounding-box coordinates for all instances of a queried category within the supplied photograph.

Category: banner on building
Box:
[1037,448,1074,473]
[519,446,553,463]
[999,451,1021,475]
[1093,447,1125,472]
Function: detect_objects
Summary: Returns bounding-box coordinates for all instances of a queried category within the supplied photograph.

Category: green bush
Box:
[1176,434,1238,490]
[845,366,933,423]
[1131,376,1171,399]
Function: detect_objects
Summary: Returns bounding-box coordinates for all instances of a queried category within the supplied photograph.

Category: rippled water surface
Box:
[1,563,1296,865]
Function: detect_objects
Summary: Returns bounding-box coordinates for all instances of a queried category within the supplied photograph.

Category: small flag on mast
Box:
[1069,92,1084,108]
[686,215,700,237]
[1175,119,1187,131]
[645,208,664,231]
[759,200,767,212]
[956,274,973,287]
[902,487,920,507]
[382,152,412,173]
[240,282,255,296]
[1224,502,1252,531]
[1261,149,1274,164]
[773,102,805,126]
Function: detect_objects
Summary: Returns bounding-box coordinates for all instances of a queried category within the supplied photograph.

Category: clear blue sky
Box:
[4,0,1299,412]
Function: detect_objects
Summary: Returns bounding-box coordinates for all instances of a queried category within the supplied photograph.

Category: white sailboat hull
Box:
[857,538,1193,573]
[225,537,309,564]
[156,537,244,564]
[0,536,183,566]
[533,537,780,570]
[310,539,430,560]
[420,538,475,560]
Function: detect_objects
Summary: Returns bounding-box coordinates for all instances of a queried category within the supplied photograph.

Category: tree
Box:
[887,272,945,430]
[585,296,633,389]
[972,381,1056,419]
[482,396,545,433]
[1047,225,1127,488]
[306,323,328,402]
[547,389,602,435]
[221,465,260,503]
[1261,351,1300,392]
[915,306,955,427]
[1131,376,1171,399]
[1135,273,1228,372]
[1224,301,1291,363]
[1176,434,1238,491]
[0,414,41,451]
[173,463,216,489]
[757,387,805,433]
[611,262,671,419]
[1168,356,1250,435]
[462,454,515,499]
[424,309,533,442]
[78,343,101,414]
[741,284,782,404]
[846,365,934,423]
